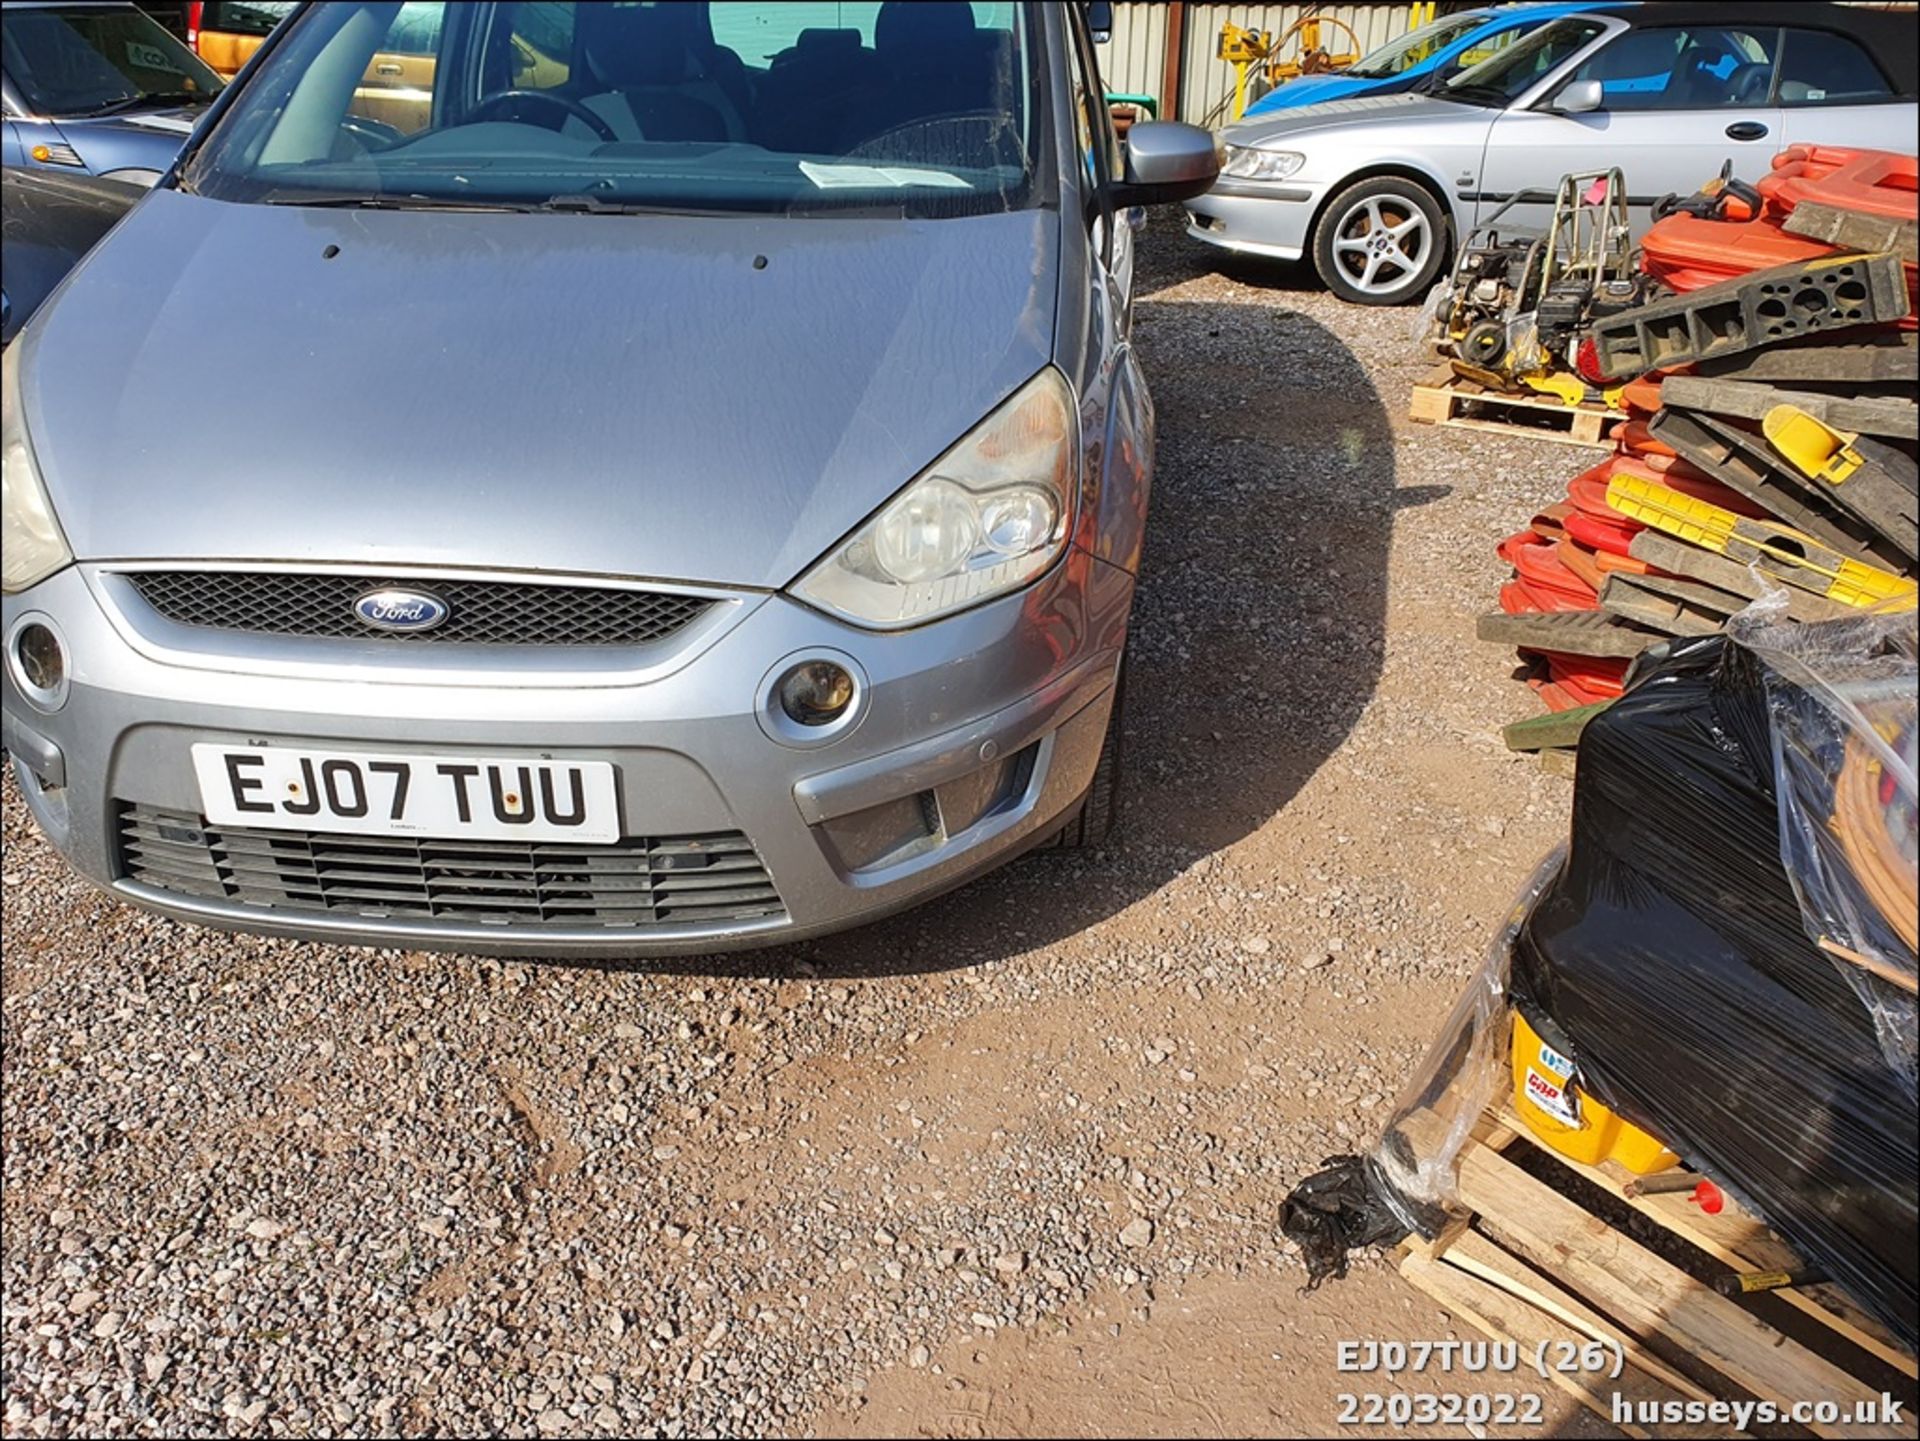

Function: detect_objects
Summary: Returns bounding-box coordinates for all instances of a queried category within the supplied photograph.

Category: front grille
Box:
[124,571,713,647]
[117,804,786,931]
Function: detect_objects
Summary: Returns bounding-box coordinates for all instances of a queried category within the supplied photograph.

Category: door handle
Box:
[376,62,402,76]
[1726,121,1768,141]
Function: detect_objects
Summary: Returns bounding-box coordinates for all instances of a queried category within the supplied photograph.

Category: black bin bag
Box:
[1511,631,1918,1347]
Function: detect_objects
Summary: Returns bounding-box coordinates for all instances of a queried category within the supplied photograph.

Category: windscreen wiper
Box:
[534,194,727,216]
[261,192,534,212]
[1439,83,1511,107]
[74,90,216,116]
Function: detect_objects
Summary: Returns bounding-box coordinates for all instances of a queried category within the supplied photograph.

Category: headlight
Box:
[791,368,1076,629]
[2,346,73,595]
[1221,146,1305,181]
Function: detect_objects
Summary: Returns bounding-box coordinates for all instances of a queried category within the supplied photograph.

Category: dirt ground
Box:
[3,221,1618,1438]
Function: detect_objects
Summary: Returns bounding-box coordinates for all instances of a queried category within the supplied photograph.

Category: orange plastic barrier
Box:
[1641,212,1837,292]
[1759,146,1918,221]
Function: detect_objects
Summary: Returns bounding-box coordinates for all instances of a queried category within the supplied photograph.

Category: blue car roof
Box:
[1244,1,1623,114]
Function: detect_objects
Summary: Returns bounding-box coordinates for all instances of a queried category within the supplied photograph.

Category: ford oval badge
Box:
[353,588,450,633]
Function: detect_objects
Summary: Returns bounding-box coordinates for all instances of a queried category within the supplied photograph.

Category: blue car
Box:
[1245,2,1619,115]
[2,0,224,185]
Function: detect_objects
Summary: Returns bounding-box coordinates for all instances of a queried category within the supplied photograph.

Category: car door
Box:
[1772,25,1919,152]
[1478,23,1785,237]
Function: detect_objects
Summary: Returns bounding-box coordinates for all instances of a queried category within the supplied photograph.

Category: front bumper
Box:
[1184,178,1329,262]
[2,554,1131,955]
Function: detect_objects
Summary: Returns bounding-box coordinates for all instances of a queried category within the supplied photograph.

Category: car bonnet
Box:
[19,189,1061,590]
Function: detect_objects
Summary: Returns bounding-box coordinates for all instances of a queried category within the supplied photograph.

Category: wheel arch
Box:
[1308,162,1460,259]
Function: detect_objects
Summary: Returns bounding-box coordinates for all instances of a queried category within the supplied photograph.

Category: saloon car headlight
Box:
[792,368,1077,629]
[2,347,73,595]
[1220,146,1305,181]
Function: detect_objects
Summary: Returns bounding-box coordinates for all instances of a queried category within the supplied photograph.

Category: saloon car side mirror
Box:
[1552,79,1605,115]
[1108,121,1220,208]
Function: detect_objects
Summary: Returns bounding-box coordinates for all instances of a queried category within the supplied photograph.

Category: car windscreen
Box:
[2,2,224,116]
[180,1,1046,218]
[1439,15,1607,106]
[1343,12,1487,79]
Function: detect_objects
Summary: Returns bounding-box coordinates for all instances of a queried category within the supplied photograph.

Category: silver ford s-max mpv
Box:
[1,0,1218,955]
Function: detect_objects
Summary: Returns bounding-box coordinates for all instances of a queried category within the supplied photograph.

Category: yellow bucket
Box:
[1511,1010,1679,1175]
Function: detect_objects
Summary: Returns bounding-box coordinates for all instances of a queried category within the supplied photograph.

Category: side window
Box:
[1568,26,1779,111]
[1777,29,1894,106]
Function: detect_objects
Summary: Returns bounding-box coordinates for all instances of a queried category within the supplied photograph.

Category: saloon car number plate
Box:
[191,745,620,843]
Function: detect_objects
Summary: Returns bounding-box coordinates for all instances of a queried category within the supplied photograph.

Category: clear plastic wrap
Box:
[1282,624,1919,1347]
[1369,848,1565,1227]
[1510,631,1918,1347]
[1727,595,1918,1078]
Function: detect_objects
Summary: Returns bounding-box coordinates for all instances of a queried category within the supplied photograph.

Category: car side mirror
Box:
[1107,121,1220,208]
[1551,78,1604,115]
[1087,2,1113,43]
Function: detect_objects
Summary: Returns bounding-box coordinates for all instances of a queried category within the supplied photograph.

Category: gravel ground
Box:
[3,216,1606,1438]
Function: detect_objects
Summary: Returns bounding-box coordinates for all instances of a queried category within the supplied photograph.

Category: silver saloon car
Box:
[1188,2,1919,304]
[1,0,1218,956]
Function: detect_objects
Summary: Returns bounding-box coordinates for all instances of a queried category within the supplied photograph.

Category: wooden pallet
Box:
[1409,366,1623,449]
[1397,1112,1916,1440]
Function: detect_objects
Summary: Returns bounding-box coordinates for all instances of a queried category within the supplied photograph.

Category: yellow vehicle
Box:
[187,1,565,134]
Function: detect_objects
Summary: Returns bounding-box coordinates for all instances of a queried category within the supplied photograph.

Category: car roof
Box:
[1581,1,1917,95]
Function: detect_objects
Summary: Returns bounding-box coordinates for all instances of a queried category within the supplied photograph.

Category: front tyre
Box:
[1312,177,1447,306]
[1044,667,1126,850]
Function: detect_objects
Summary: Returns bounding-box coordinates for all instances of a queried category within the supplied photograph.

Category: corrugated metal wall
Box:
[1105,2,1428,128]
[1099,4,1173,104]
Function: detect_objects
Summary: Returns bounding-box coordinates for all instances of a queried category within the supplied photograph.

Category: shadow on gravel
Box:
[575,219,1432,982]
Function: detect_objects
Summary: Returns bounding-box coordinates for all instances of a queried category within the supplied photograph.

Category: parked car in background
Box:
[1189,1,1918,304]
[0,166,138,343]
[2,0,223,183]
[176,1,293,77]
[2,0,1220,956]
[1244,2,1615,115]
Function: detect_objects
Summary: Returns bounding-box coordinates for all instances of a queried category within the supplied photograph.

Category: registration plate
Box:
[191,744,620,843]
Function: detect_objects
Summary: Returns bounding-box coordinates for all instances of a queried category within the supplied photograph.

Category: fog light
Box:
[778,660,855,726]
[9,620,67,711]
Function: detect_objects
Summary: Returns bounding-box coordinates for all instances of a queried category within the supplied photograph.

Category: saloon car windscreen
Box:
[1439,15,1606,105]
[181,0,1044,216]
[2,2,224,115]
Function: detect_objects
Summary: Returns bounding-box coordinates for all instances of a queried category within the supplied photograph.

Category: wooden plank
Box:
[1494,1108,1918,1380]
[1502,701,1613,753]
[1626,533,1854,621]
[1662,376,1919,442]
[1401,1248,1732,1440]
[1444,1230,1728,1411]
[1453,1140,1907,1437]
[1782,203,1920,265]
[1538,747,1579,779]
[1477,610,1662,659]
[1409,373,1622,450]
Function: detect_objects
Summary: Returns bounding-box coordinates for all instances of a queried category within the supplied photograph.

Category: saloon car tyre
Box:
[1312,176,1448,306]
